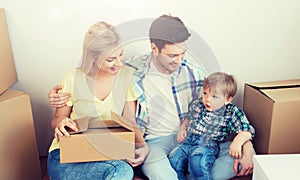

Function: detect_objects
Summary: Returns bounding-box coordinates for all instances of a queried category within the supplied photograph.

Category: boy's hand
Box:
[177,128,187,143]
[229,141,242,159]
[230,131,252,159]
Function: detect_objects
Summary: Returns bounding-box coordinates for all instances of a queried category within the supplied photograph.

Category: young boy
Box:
[169,72,255,180]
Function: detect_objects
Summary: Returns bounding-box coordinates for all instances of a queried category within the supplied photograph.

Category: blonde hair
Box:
[203,72,237,98]
[80,21,120,74]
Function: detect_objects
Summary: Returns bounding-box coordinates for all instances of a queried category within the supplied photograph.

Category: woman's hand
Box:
[126,144,150,167]
[54,117,78,141]
[48,85,70,108]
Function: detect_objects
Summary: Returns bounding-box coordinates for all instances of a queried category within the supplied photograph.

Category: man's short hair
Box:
[149,14,191,52]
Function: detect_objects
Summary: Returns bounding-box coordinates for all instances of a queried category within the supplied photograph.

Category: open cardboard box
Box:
[60,112,135,163]
[243,79,300,154]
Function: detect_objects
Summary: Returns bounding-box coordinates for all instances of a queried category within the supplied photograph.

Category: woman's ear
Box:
[225,96,233,105]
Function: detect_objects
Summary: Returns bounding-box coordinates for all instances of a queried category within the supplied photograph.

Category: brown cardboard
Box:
[243,79,300,154]
[0,89,41,180]
[60,112,135,163]
[68,117,89,134]
[0,9,17,95]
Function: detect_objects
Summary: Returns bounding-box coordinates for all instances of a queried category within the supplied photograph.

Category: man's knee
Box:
[211,151,235,179]
[142,160,177,180]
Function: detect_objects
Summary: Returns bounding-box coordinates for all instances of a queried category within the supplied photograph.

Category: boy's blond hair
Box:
[203,72,237,98]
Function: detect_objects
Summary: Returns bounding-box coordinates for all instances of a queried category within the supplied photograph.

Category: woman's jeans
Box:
[47,149,133,180]
[169,134,219,180]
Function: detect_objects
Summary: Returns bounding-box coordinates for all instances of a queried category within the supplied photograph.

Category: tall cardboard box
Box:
[0,9,18,95]
[243,79,300,154]
[0,89,41,180]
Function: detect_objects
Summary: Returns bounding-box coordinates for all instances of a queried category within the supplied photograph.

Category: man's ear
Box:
[225,96,233,105]
[151,43,159,54]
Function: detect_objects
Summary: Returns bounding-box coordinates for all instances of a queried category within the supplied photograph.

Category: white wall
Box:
[1,0,299,156]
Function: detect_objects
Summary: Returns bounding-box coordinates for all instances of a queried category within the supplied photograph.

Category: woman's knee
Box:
[108,160,134,180]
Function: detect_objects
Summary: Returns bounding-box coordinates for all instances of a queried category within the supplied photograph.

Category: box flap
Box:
[262,87,300,102]
[247,79,300,89]
[88,120,121,129]
[68,112,134,133]
[68,117,89,134]
[0,89,24,102]
[111,112,134,131]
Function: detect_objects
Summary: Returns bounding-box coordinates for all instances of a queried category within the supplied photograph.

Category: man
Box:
[124,15,254,180]
[49,15,254,180]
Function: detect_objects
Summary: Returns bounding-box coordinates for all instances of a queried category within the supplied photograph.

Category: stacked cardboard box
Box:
[0,8,17,95]
[0,8,41,179]
[243,79,300,154]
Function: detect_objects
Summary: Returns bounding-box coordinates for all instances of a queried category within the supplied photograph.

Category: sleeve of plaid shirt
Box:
[186,98,203,121]
[228,105,255,139]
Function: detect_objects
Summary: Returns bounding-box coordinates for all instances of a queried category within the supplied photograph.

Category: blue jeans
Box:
[47,149,133,180]
[141,133,179,180]
[141,134,236,180]
[210,141,237,180]
[169,134,219,180]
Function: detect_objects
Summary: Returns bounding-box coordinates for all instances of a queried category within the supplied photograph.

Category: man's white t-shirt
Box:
[143,62,180,139]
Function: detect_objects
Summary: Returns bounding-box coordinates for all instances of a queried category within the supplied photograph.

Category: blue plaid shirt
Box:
[127,53,207,134]
[187,98,255,141]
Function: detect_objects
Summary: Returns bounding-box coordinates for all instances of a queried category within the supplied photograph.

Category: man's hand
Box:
[126,144,149,167]
[234,141,255,176]
[48,85,70,107]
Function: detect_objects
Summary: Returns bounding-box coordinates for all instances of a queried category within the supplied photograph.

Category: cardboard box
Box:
[0,9,17,95]
[60,112,135,163]
[0,89,41,180]
[243,79,300,154]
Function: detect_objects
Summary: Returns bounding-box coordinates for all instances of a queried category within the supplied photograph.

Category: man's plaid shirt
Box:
[127,53,207,135]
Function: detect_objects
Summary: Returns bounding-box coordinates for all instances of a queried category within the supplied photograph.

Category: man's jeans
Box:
[142,134,236,180]
[169,134,219,180]
[141,133,179,180]
[47,149,133,180]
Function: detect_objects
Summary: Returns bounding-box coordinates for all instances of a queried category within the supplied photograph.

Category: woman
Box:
[47,21,136,180]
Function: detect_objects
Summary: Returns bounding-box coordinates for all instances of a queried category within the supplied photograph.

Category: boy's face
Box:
[151,42,187,74]
[201,87,232,111]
